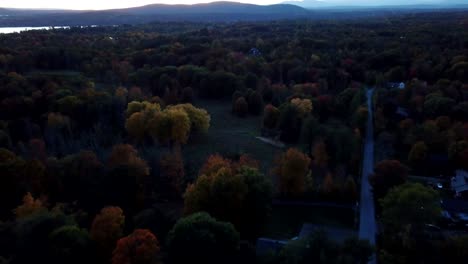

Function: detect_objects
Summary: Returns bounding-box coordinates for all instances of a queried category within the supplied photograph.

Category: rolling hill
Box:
[118,2,310,15]
[0,2,312,27]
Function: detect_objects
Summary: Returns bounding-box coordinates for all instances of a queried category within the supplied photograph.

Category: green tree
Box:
[167,212,240,264]
[423,93,455,117]
[380,183,441,240]
[49,225,93,264]
[408,141,428,165]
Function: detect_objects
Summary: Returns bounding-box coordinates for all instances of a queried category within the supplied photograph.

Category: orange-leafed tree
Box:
[237,154,260,170]
[90,206,125,259]
[370,160,408,200]
[321,172,336,196]
[198,154,232,177]
[313,140,329,168]
[14,192,47,219]
[274,148,311,197]
[160,149,185,197]
[108,144,149,176]
[233,97,248,117]
[262,104,280,129]
[112,229,160,264]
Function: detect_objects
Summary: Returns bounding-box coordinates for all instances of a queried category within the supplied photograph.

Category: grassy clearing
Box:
[262,204,356,240]
[183,99,283,178]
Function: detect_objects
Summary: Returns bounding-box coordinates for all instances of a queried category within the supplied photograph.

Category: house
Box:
[387,82,405,90]
[441,199,468,228]
[249,47,262,57]
[451,170,468,197]
[256,238,287,256]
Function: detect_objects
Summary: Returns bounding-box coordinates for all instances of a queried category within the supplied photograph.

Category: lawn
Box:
[183,99,284,178]
[262,204,356,240]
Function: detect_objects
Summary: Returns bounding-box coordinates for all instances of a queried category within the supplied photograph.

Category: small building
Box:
[441,199,468,228]
[451,170,468,197]
[387,82,405,90]
[256,238,287,256]
[249,47,262,57]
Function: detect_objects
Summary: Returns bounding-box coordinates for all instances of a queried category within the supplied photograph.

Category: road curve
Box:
[359,88,377,263]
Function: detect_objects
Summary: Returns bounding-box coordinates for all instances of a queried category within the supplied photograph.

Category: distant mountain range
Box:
[0,1,312,26]
[115,2,309,15]
[0,1,467,27]
[282,0,468,8]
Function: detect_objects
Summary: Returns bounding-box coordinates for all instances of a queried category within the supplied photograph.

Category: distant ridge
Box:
[116,1,310,15]
[0,1,312,26]
[1,1,467,27]
[281,0,468,8]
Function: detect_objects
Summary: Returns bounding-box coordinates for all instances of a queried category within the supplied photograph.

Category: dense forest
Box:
[0,10,467,264]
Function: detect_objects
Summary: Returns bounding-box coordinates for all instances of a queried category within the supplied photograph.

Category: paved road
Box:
[359,89,377,263]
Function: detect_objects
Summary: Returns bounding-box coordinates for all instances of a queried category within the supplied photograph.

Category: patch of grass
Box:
[262,204,356,240]
[183,99,283,178]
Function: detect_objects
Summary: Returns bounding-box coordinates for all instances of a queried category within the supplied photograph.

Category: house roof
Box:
[256,238,287,256]
[451,170,468,194]
[442,199,468,214]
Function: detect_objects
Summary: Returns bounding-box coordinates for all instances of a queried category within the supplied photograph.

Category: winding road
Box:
[359,89,377,263]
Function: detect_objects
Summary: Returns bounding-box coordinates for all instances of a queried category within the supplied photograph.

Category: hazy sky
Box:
[0,0,454,10]
[1,0,281,10]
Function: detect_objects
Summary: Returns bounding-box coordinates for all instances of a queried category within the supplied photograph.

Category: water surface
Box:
[0,26,70,34]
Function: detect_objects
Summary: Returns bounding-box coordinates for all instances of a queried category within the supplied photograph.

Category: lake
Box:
[0,26,71,34]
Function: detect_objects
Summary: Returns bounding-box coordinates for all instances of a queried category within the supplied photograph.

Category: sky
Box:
[1,0,281,10]
[0,0,456,10]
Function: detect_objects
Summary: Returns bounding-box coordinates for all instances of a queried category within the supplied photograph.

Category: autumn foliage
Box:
[233,97,248,117]
[160,149,185,196]
[370,160,409,200]
[291,98,313,116]
[262,104,280,129]
[14,192,47,219]
[125,101,210,144]
[108,144,149,176]
[90,206,125,257]
[184,154,271,236]
[112,229,160,264]
[274,148,311,197]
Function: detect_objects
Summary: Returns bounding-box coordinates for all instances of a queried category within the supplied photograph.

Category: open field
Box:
[184,99,284,177]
